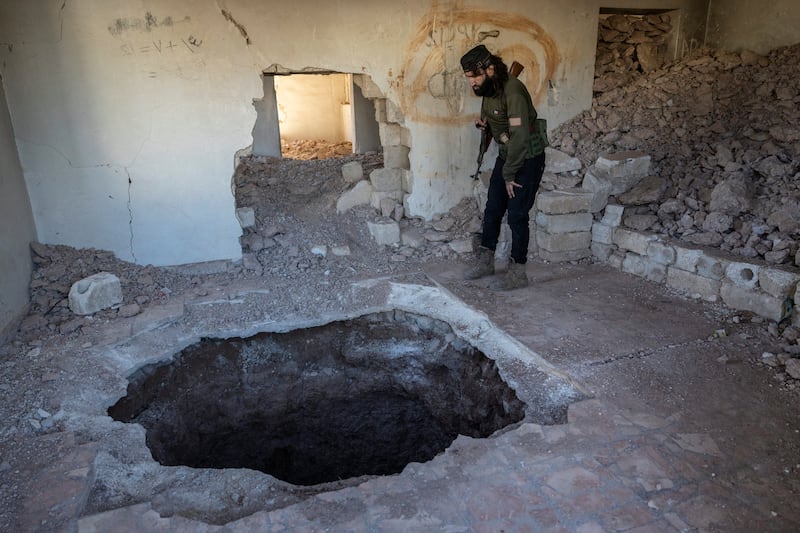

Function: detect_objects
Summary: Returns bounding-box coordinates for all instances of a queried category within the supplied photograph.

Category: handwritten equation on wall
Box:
[400,5,559,125]
[108,12,204,78]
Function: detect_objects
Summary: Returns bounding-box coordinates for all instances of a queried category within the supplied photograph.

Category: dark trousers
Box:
[480,152,545,264]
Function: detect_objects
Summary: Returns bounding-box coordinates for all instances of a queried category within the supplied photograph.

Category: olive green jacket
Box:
[480,77,546,181]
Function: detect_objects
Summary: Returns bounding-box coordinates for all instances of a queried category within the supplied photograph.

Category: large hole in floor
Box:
[108,311,527,486]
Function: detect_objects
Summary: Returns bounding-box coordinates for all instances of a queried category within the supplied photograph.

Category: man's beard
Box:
[472,75,496,97]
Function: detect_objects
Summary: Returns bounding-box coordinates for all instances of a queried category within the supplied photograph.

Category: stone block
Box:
[596,151,651,182]
[725,262,760,290]
[341,161,363,184]
[353,74,384,98]
[666,268,721,302]
[759,268,800,299]
[539,248,592,262]
[379,123,404,146]
[401,228,425,248]
[386,99,405,124]
[536,230,592,252]
[331,245,351,256]
[370,190,403,210]
[696,253,728,280]
[622,253,647,277]
[720,282,785,322]
[591,242,614,262]
[383,145,410,169]
[613,228,657,256]
[644,259,667,283]
[401,169,413,193]
[544,147,582,173]
[608,252,625,270]
[581,169,613,213]
[646,241,676,265]
[369,168,403,191]
[602,204,625,227]
[674,246,702,272]
[367,220,400,245]
[373,98,387,122]
[336,180,373,213]
[535,189,593,215]
[449,239,474,254]
[535,212,593,234]
[592,222,614,245]
[235,207,256,229]
[68,272,123,315]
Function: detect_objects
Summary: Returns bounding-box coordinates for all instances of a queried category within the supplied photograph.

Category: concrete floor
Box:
[16,261,800,532]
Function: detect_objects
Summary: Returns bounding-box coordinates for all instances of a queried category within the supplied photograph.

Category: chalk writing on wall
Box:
[400,3,559,125]
[119,37,202,57]
[108,12,191,36]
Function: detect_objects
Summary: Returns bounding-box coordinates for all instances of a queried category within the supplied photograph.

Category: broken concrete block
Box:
[696,253,728,280]
[759,268,800,299]
[341,161,363,184]
[666,268,721,302]
[581,168,613,213]
[401,227,426,248]
[535,212,593,234]
[544,147,582,174]
[720,282,784,322]
[613,228,657,256]
[235,207,256,229]
[379,123,405,146]
[369,168,403,192]
[674,246,703,273]
[602,204,625,227]
[646,241,676,265]
[595,151,651,187]
[725,262,760,290]
[68,272,123,315]
[536,230,591,252]
[370,190,403,210]
[449,239,474,254]
[622,253,647,277]
[591,242,614,262]
[535,189,593,215]
[336,180,373,214]
[383,145,410,169]
[591,222,614,245]
[367,220,400,245]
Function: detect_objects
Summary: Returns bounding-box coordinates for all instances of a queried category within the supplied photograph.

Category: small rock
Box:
[117,303,141,318]
[785,358,800,379]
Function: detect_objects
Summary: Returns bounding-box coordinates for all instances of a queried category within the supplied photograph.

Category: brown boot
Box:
[490,260,528,291]
[463,246,495,280]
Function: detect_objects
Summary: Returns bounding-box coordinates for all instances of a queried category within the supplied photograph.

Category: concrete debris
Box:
[68,272,123,316]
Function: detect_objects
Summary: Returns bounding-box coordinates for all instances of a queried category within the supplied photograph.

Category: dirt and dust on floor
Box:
[0,43,799,531]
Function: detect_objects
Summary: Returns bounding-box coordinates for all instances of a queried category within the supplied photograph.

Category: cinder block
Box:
[336,180,373,213]
[341,161,363,184]
[720,282,785,322]
[646,241,676,265]
[536,230,591,252]
[370,168,403,191]
[602,204,625,227]
[666,268,721,302]
[536,212,593,234]
[535,189,594,215]
[759,268,800,299]
[725,262,760,290]
[539,248,592,262]
[367,220,400,245]
[613,228,657,256]
[622,253,647,277]
[592,222,614,245]
[68,272,123,315]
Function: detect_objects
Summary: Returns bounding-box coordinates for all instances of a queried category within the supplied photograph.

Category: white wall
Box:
[705,0,800,54]
[0,76,37,339]
[275,74,350,142]
[0,0,787,266]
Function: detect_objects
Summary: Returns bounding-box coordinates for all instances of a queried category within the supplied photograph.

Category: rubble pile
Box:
[594,13,673,92]
[552,43,800,268]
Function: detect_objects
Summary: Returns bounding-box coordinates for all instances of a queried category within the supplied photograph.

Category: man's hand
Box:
[505,180,522,198]
[475,117,488,130]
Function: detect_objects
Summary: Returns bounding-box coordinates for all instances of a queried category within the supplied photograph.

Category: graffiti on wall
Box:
[399,2,559,125]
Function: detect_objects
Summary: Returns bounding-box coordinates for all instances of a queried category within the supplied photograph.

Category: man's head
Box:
[461,44,508,97]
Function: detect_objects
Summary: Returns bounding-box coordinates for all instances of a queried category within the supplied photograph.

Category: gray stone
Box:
[785,359,800,379]
[618,175,667,205]
[341,161,363,184]
[539,248,592,262]
[535,212,593,234]
[448,239,474,254]
[336,180,373,213]
[624,214,658,231]
[369,168,403,191]
[613,228,657,255]
[594,151,651,193]
[709,174,755,216]
[370,190,404,210]
[581,168,613,212]
[544,147,582,173]
[383,145,410,169]
[602,204,625,227]
[646,241,676,265]
[674,246,702,272]
[720,282,785,322]
[235,207,256,229]
[592,222,614,245]
[759,268,800,299]
[703,212,734,233]
[367,220,400,245]
[117,303,141,318]
[591,242,614,262]
[696,253,728,280]
[725,262,760,290]
[331,245,351,256]
[310,245,328,257]
[401,228,425,248]
[622,253,647,277]
[537,230,592,252]
[536,189,594,214]
[68,272,123,315]
[666,268,722,302]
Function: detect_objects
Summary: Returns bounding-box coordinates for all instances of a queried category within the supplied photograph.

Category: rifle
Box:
[472,60,525,180]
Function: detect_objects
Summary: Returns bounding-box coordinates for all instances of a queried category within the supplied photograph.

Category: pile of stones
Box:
[594,13,674,92]
[551,43,800,268]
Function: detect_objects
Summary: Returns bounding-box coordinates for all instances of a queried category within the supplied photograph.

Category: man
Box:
[460,44,547,290]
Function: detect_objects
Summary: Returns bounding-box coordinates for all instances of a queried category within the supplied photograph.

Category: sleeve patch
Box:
[509,116,522,127]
